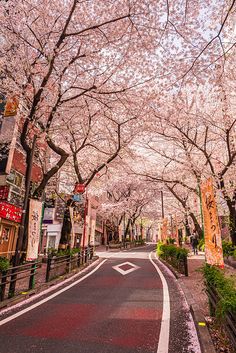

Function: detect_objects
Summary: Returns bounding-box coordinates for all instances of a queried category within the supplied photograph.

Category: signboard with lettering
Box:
[161,218,168,243]
[74,183,85,194]
[27,199,43,261]
[0,201,22,223]
[201,178,224,268]
[43,207,54,224]
[90,219,96,245]
[0,185,9,201]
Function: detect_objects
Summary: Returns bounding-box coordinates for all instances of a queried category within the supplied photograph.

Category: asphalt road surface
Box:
[0,244,201,353]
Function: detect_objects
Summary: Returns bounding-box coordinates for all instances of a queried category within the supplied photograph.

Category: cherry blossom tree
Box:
[0,0,163,257]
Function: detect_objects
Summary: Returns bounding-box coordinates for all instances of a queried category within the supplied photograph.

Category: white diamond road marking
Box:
[112,261,140,276]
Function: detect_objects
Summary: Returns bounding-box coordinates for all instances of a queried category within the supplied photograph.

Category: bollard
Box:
[46,255,52,282]
[29,262,37,290]
[0,271,7,301]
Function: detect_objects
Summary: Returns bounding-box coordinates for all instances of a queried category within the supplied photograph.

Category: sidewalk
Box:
[179,254,216,353]
[178,252,208,316]
[173,248,235,353]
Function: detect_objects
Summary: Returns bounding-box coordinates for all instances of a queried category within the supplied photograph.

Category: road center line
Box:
[0,259,107,327]
[149,251,170,353]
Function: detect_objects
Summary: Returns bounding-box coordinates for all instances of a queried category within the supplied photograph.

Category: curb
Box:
[0,256,100,312]
[158,257,216,353]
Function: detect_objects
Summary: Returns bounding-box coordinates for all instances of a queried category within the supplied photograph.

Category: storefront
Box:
[46,224,62,251]
[0,201,22,259]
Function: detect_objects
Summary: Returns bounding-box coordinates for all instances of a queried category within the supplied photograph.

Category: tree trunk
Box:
[189,212,203,239]
[124,219,131,239]
[228,205,236,245]
[219,179,236,245]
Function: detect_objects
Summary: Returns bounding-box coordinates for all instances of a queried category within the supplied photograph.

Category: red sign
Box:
[0,186,9,200]
[74,183,85,193]
[0,201,22,223]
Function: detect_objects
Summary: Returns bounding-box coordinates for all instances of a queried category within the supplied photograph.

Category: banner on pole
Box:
[174,215,179,246]
[27,199,43,261]
[118,224,123,242]
[90,219,96,245]
[157,222,162,242]
[201,178,224,268]
[162,218,168,243]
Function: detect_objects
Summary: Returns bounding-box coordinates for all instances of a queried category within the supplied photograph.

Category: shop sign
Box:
[0,201,22,223]
[72,193,84,203]
[0,185,9,200]
[43,207,54,224]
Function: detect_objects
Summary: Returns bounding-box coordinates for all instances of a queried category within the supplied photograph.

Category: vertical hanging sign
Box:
[201,178,224,268]
[174,215,179,246]
[118,224,123,242]
[90,219,96,245]
[162,218,168,243]
[157,222,162,242]
[27,199,43,261]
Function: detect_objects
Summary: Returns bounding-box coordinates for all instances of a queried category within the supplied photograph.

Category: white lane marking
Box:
[112,261,140,275]
[0,259,107,327]
[149,252,170,353]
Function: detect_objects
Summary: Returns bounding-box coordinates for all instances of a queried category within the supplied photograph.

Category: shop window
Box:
[6,170,23,188]
[0,226,10,244]
[48,236,56,249]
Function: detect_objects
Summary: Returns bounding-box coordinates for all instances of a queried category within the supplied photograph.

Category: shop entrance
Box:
[0,221,18,259]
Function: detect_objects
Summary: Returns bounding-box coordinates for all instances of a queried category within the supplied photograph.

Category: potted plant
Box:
[0,256,10,273]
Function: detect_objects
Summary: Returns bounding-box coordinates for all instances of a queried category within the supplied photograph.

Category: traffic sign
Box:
[74,183,85,193]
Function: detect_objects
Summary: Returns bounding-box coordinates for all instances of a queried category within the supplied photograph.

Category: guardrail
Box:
[106,241,145,251]
[0,261,39,301]
[207,285,236,347]
[46,247,94,282]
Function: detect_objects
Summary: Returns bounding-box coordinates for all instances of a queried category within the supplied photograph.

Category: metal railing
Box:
[0,261,39,301]
[207,285,236,347]
[107,240,145,251]
[46,247,94,282]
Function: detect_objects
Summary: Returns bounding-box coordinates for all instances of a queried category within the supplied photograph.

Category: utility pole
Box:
[9,135,37,297]
[198,183,204,239]
[13,135,37,267]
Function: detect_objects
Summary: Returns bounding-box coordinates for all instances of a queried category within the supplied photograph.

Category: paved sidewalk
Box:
[166,248,216,353]
[179,252,208,316]
[181,249,217,353]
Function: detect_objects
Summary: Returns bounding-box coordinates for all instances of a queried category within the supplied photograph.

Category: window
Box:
[6,170,23,188]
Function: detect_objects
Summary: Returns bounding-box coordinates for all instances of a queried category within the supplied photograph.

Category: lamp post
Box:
[123,212,126,248]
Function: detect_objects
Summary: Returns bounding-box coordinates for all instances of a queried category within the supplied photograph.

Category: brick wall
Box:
[12,149,42,182]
